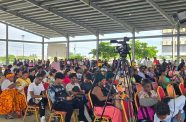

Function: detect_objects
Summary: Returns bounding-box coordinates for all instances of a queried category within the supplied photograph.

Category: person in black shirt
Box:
[48,72,87,122]
[29,68,36,83]
[162,59,168,69]
[91,77,124,122]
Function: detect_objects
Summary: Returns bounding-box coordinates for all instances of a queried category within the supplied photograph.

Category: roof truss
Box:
[80,0,136,33]
[26,0,101,36]
[145,0,176,26]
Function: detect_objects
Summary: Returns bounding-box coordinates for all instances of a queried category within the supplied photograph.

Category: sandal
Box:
[5,114,14,119]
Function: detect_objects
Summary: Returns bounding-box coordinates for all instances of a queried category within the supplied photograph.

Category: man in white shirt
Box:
[66,73,82,93]
[141,57,148,67]
[27,73,47,122]
[66,73,92,121]
[154,95,186,122]
[147,58,152,68]
[138,66,146,79]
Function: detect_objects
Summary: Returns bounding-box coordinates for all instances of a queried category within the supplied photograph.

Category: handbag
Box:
[137,107,153,122]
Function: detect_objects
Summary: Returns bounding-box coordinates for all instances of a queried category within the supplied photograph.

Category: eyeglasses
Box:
[71,77,77,80]
[37,78,43,81]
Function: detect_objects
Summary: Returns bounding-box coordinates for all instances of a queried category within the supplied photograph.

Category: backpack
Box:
[137,107,154,122]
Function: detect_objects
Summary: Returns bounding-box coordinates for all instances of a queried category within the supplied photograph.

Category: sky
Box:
[0,22,162,59]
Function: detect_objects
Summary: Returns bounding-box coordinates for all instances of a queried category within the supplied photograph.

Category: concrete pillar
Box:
[177,24,180,65]
[132,28,135,60]
[96,32,99,60]
[66,34,70,59]
[42,37,44,61]
[6,24,8,65]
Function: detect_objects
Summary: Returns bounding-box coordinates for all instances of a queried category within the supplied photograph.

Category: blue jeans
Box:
[172,112,185,122]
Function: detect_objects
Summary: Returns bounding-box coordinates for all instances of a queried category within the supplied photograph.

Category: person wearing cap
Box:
[0,73,26,119]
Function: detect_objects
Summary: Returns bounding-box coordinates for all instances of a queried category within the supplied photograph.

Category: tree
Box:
[69,53,84,60]
[130,40,158,59]
[90,42,118,60]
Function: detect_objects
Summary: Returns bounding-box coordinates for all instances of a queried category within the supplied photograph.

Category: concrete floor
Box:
[0,115,38,122]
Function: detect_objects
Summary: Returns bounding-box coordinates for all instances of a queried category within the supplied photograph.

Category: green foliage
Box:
[0,54,38,64]
[90,42,118,60]
[90,40,158,60]
[69,53,84,60]
[130,40,158,59]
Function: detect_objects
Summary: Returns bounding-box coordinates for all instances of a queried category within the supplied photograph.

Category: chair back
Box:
[152,82,158,91]
[135,83,143,92]
[23,93,29,107]
[166,84,176,98]
[43,82,50,90]
[121,94,134,122]
[179,83,186,95]
[46,92,52,110]
[157,86,165,100]
[134,92,139,111]
[88,91,93,109]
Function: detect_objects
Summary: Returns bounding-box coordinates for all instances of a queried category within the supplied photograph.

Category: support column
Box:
[42,37,44,61]
[6,24,8,65]
[132,28,135,60]
[66,34,70,59]
[177,24,180,65]
[96,32,99,60]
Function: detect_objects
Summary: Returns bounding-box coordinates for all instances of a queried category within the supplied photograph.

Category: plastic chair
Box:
[157,86,165,100]
[134,92,140,111]
[88,91,111,122]
[135,83,143,92]
[120,94,135,122]
[46,92,66,122]
[43,82,50,90]
[23,94,39,122]
[71,109,79,122]
[179,83,186,95]
[166,84,176,98]
[152,82,158,91]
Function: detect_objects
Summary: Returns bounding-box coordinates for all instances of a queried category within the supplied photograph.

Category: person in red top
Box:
[62,69,71,86]
[153,57,159,65]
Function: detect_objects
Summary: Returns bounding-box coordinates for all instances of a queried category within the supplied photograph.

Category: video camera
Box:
[110,37,131,58]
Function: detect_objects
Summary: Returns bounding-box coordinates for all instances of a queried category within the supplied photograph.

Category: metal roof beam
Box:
[80,0,136,33]
[146,0,176,25]
[0,38,42,44]
[0,5,67,37]
[0,21,49,39]
[26,0,100,36]
[46,33,186,44]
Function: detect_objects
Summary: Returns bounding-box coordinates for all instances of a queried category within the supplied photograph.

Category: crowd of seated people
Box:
[0,57,186,122]
[133,58,186,122]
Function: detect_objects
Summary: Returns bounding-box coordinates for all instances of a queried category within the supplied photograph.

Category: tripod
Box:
[99,56,134,122]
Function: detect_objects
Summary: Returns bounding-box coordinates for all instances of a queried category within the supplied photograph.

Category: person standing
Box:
[51,57,60,72]
[147,58,153,68]
[141,57,148,67]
